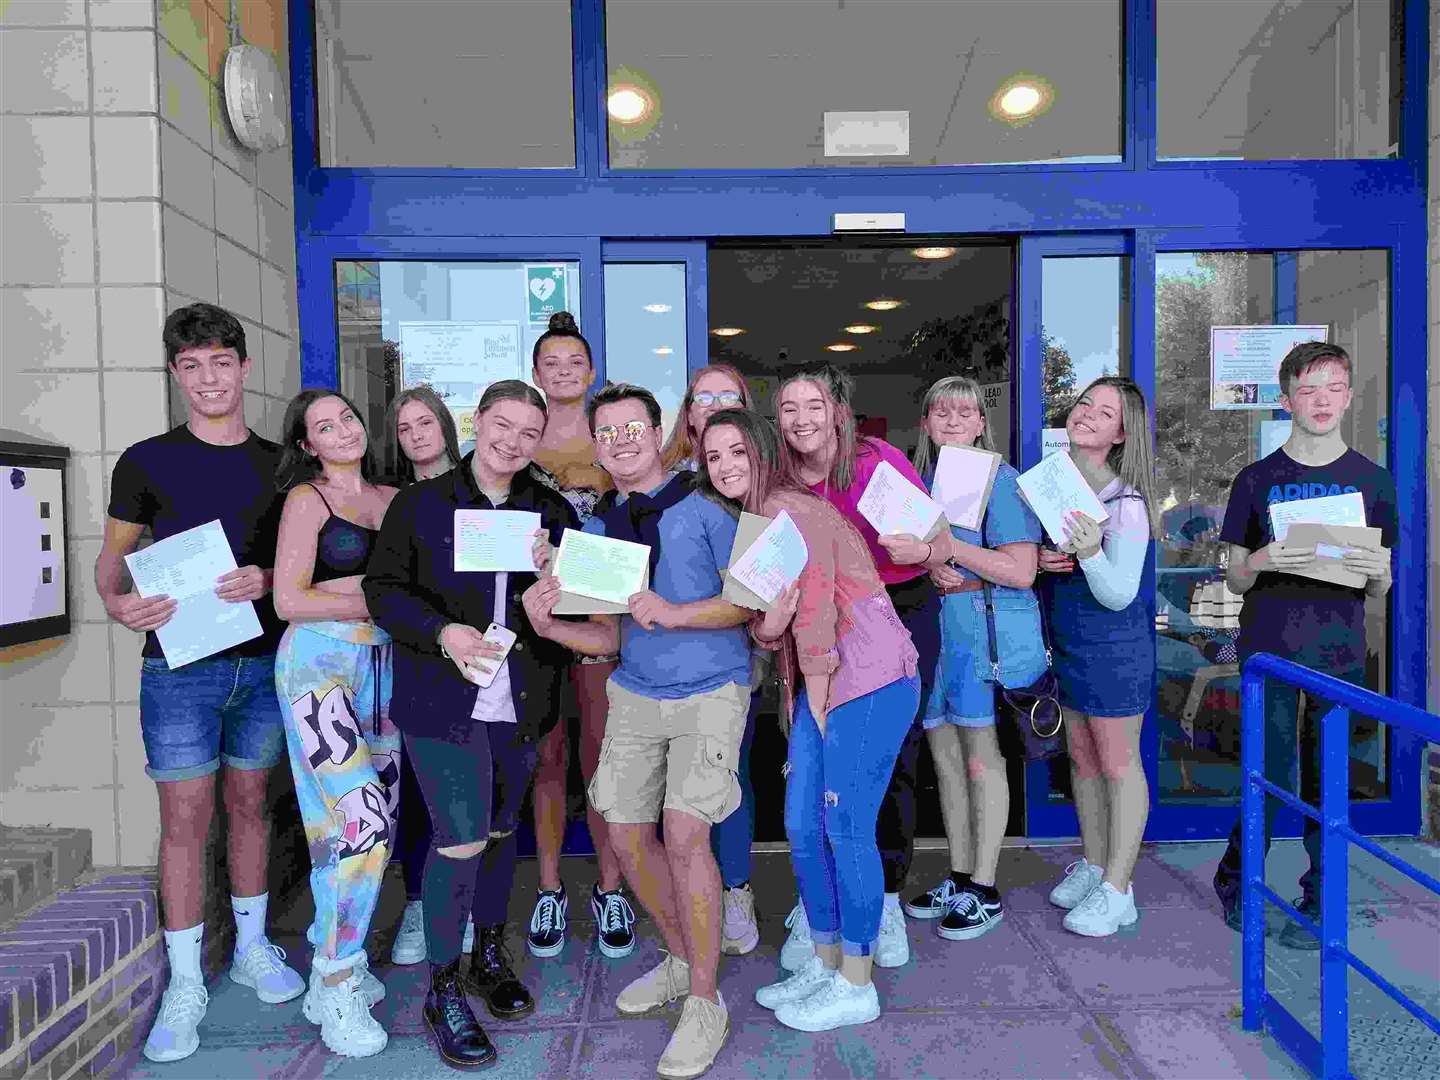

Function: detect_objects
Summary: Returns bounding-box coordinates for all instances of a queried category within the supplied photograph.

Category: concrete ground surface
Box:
[117,839,1439,1079]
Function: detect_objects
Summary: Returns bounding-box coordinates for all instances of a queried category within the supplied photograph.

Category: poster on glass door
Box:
[398,321,522,413]
[1209,325,1328,410]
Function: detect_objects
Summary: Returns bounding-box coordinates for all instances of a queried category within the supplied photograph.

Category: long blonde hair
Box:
[912,375,996,477]
[1072,376,1162,538]
[775,365,863,491]
[661,363,751,471]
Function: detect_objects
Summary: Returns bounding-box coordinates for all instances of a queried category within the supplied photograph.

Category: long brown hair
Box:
[276,388,379,491]
[660,363,751,471]
[383,384,461,485]
[694,408,812,517]
[775,364,866,491]
[1071,376,1162,538]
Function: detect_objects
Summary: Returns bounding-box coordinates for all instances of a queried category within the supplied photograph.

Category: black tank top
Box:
[305,483,379,584]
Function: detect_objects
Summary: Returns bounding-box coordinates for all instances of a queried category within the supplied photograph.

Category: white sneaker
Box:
[228,938,305,1004]
[142,978,208,1062]
[391,899,426,965]
[774,971,880,1032]
[874,894,909,968]
[303,957,385,1024]
[779,903,815,972]
[755,954,834,1011]
[1049,858,1104,910]
[314,971,388,1058]
[1062,881,1139,938]
[720,884,760,956]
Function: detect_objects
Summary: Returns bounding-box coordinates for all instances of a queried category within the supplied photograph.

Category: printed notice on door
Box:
[1210,325,1328,410]
[399,321,522,412]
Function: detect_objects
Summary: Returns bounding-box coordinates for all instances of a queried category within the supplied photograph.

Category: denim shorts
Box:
[138,652,285,782]
[925,590,1047,730]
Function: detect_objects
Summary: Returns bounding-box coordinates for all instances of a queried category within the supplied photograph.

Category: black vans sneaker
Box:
[527,886,568,958]
[903,877,963,920]
[590,885,636,959]
[937,888,1004,941]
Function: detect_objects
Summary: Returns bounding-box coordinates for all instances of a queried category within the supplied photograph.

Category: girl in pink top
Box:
[773,365,942,968]
[698,409,919,1033]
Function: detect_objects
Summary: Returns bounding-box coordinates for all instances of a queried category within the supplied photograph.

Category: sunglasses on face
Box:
[692,390,743,408]
[594,420,653,446]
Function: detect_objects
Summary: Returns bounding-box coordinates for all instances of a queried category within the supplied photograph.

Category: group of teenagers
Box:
[99,302,1395,1078]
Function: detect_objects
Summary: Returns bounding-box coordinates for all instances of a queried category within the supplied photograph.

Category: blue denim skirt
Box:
[1040,571,1155,718]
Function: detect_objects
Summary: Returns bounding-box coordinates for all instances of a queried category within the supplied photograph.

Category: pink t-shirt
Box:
[807,438,930,587]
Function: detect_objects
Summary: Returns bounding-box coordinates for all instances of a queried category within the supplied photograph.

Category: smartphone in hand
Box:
[466,623,518,688]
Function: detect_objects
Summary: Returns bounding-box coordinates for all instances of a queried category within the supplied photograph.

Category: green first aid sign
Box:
[526,265,567,324]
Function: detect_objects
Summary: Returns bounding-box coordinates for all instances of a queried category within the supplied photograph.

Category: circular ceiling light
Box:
[843,324,878,334]
[865,298,903,311]
[642,303,672,314]
[711,327,745,337]
[989,74,1055,124]
[913,246,956,260]
[652,346,673,355]
[825,342,858,353]
[607,84,653,124]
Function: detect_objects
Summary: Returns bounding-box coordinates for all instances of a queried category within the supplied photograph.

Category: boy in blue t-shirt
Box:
[1212,342,1396,949]
[523,384,748,1079]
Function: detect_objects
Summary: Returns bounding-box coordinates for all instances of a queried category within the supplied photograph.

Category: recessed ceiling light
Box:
[913,246,956,260]
[989,74,1054,124]
[607,84,653,124]
[865,299,903,311]
[711,327,745,337]
[652,346,673,355]
[844,324,878,334]
[825,342,858,352]
[643,303,672,314]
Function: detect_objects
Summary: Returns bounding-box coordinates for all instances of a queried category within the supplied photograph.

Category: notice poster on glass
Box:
[1210,325,1328,410]
[398,321,522,414]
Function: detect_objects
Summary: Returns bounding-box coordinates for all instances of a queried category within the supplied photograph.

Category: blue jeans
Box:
[786,675,922,957]
[710,689,759,887]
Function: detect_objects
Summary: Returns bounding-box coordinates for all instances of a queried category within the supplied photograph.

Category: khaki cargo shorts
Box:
[588,679,748,825]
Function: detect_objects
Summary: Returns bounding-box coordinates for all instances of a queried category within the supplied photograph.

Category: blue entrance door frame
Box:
[287,0,1431,842]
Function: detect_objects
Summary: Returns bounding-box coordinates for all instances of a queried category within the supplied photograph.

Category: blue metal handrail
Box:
[1239,653,1440,1080]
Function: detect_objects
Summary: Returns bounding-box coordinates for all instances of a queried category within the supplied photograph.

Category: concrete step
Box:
[0,825,92,930]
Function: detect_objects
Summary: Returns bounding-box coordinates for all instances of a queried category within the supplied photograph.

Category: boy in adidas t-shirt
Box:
[1211,342,1396,949]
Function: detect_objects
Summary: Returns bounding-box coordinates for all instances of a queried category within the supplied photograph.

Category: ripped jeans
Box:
[785,674,921,957]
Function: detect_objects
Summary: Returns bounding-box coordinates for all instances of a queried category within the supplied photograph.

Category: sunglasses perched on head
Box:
[692,390,743,408]
[594,420,652,445]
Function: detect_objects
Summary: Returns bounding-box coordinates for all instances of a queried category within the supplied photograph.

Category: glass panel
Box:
[602,263,690,439]
[315,1,574,168]
[336,259,582,456]
[1157,0,1403,160]
[1152,251,1389,806]
[606,0,1121,169]
[1041,256,1131,426]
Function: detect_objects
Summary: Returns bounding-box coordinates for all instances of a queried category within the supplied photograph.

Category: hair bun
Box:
[548,311,579,334]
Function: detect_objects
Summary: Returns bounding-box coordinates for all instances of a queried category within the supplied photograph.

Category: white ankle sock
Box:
[231,892,269,953]
[165,924,204,984]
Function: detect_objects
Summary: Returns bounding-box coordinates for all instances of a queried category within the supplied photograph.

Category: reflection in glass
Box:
[606,0,1121,169]
[1041,257,1131,426]
[1158,0,1402,160]
[602,263,689,438]
[315,1,574,168]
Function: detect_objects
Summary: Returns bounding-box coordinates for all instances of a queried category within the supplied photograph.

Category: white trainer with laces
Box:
[1049,858,1104,910]
[774,971,880,1033]
[228,938,305,1003]
[303,956,385,1023]
[779,902,815,972]
[720,884,760,956]
[142,978,209,1063]
[755,954,834,1011]
[1062,881,1139,937]
[314,970,388,1058]
[391,899,426,965]
[874,894,910,968]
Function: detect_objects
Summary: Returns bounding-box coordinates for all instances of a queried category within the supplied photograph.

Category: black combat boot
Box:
[467,924,535,1019]
[424,958,497,1069]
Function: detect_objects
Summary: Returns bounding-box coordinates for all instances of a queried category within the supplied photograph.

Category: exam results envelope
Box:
[550,529,651,615]
[1280,523,1384,590]
[722,512,774,611]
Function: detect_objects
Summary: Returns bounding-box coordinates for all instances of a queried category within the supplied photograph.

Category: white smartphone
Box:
[465,623,518,689]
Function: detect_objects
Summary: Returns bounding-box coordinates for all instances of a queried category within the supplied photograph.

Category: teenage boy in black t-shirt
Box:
[95,303,303,1062]
[1211,342,1396,950]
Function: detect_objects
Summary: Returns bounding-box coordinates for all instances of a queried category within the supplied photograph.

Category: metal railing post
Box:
[1240,665,1267,1032]
[1319,703,1351,1080]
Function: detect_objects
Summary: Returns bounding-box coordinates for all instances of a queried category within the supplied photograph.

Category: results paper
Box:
[728,510,808,605]
[454,510,542,572]
[930,445,1001,532]
[553,529,650,606]
[1267,491,1366,544]
[857,461,945,539]
[124,520,262,669]
[1015,452,1110,548]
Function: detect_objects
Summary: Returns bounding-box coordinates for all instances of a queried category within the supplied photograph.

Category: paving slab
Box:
[1099,1004,1308,1080]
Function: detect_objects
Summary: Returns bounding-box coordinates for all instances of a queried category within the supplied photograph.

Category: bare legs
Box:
[926,725,1008,887]
[157,766,272,932]
[1063,708,1147,891]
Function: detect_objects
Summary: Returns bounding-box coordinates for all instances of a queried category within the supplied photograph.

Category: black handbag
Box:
[982,581,1065,762]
